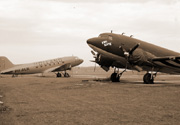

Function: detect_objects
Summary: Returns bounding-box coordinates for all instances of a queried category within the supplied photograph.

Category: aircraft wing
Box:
[44,63,72,73]
[152,56,180,61]
[151,56,180,70]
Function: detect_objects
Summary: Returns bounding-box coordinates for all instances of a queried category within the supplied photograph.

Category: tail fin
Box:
[0,56,14,71]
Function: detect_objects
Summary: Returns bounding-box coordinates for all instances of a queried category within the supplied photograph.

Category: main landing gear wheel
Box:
[64,73,70,77]
[56,72,62,77]
[111,73,120,82]
[143,73,154,84]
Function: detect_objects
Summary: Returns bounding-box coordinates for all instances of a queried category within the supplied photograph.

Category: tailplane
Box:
[0,56,14,71]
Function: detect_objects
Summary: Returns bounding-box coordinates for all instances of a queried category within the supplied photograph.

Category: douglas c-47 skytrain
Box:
[87,32,180,84]
[0,56,83,77]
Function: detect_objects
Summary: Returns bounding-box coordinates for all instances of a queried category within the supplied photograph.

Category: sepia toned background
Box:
[0,0,179,66]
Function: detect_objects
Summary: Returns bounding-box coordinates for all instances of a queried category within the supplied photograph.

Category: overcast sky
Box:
[0,0,179,66]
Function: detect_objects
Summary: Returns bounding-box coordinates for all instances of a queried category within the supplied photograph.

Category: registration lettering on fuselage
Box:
[102,41,112,47]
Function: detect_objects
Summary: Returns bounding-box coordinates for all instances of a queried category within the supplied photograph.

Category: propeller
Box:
[119,43,140,69]
[129,43,140,55]
[90,50,100,72]
[91,50,96,56]
[120,43,140,59]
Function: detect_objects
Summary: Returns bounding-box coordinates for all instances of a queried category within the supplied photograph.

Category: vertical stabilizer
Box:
[0,56,14,71]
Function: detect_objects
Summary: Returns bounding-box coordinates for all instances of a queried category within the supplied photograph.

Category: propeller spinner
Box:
[120,43,140,59]
[119,43,140,69]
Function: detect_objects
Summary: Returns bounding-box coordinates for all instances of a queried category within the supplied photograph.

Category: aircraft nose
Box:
[87,37,100,46]
[87,38,93,45]
[80,59,84,64]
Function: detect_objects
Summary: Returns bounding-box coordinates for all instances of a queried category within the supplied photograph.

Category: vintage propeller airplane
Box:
[0,56,83,77]
[87,32,180,84]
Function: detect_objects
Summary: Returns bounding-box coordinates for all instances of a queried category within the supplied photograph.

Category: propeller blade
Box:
[119,46,128,57]
[91,50,96,55]
[119,46,130,59]
[93,55,97,58]
[129,43,140,55]
[119,45,126,52]
[96,54,101,62]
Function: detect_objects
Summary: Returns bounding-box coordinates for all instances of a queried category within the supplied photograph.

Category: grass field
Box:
[0,68,180,125]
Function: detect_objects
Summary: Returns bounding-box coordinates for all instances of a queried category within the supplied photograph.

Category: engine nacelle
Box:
[95,54,114,71]
[129,48,156,67]
[129,49,147,65]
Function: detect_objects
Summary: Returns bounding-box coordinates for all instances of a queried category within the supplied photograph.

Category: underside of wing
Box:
[151,56,180,74]
[52,63,72,72]
[44,63,72,73]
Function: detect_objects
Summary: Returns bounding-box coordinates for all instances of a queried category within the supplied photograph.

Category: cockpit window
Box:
[98,34,113,40]
[99,34,108,38]
[108,36,113,40]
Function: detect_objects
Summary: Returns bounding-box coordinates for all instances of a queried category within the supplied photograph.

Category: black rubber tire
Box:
[56,73,62,77]
[143,73,154,84]
[111,73,120,82]
[64,73,70,77]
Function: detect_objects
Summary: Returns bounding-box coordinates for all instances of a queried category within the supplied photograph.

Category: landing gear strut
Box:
[12,74,18,77]
[110,68,126,82]
[143,72,157,84]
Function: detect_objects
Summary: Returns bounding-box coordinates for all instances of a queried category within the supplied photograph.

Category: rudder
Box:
[0,56,14,71]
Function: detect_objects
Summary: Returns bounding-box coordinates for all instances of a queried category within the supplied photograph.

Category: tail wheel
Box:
[111,73,120,82]
[143,73,154,84]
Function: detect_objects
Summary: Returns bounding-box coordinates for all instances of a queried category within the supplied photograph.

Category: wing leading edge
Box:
[44,63,72,73]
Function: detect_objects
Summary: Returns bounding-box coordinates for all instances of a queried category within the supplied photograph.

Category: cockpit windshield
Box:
[98,34,113,40]
[98,34,108,38]
[75,57,79,60]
